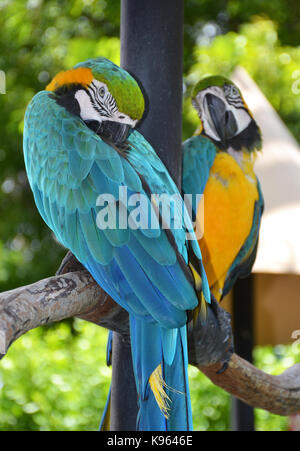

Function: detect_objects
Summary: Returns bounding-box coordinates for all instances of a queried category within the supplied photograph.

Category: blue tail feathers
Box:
[130,315,193,431]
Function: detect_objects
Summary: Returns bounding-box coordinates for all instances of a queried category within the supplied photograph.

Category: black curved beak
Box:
[99,120,132,146]
[205,93,238,144]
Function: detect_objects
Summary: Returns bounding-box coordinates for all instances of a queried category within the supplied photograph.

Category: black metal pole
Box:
[231,274,255,431]
[110,333,138,430]
[109,0,184,431]
[121,0,184,184]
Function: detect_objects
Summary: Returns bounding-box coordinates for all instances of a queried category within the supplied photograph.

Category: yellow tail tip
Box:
[149,365,171,419]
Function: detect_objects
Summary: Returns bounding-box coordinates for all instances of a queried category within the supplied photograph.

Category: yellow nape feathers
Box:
[46,67,94,92]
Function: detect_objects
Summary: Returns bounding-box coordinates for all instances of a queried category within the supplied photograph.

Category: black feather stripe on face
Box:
[226,97,244,108]
[87,82,118,119]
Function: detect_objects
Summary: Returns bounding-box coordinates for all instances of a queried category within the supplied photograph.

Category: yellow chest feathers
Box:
[197,151,258,297]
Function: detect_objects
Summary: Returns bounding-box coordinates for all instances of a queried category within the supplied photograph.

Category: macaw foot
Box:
[56,251,86,275]
[216,340,235,374]
[188,294,234,370]
[210,294,234,373]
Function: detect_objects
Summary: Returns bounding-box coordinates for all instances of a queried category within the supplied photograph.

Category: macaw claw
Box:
[216,341,235,374]
[187,294,234,369]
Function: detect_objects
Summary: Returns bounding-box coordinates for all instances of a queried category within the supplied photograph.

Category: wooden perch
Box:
[0,254,300,416]
[199,355,300,416]
[0,252,129,355]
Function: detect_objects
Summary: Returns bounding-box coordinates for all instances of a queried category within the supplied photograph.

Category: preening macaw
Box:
[23,57,211,431]
[183,76,264,302]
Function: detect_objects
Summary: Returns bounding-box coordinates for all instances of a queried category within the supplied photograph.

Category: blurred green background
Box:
[0,0,299,431]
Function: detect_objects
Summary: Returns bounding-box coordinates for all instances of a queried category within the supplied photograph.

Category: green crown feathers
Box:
[192,75,241,99]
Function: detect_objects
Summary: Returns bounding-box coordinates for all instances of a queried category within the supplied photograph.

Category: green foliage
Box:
[0,321,111,431]
[189,366,230,431]
[184,0,300,69]
[1,0,300,432]
[183,19,300,141]
[1,323,299,431]
[0,0,121,293]
[253,344,300,431]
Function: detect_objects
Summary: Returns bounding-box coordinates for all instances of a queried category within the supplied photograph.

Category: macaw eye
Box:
[224,84,239,99]
[230,86,239,97]
[99,87,105,97]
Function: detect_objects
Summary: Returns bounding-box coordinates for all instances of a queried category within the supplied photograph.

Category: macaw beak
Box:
[205,93,238,144]
[99,120,132,146]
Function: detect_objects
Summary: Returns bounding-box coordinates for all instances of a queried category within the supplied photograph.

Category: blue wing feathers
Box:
[182,135,216,199]
[103,225,130,247]
[132,228,176,266]
[68,150,93,181]
[89,163,120,199]
[79,211,114,264]
[125,234,197,312]
[96,155,124,183]
[115,246,186,328]
[121,157,143,192]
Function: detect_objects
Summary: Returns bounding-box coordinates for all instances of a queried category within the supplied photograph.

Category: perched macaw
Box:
[23,57,210,431]
[183,76,264,302]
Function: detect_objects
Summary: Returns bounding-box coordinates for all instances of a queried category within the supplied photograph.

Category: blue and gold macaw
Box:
[23,58,211,431]
[183,76,264,302]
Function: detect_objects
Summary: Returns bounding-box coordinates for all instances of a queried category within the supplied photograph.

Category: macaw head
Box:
[191,75,262,152]
[46,57,145,146]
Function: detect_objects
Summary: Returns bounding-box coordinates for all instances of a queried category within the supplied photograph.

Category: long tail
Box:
[100,320,192,431]
[130,315,192,431]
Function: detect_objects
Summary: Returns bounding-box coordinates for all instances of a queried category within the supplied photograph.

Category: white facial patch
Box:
[229,106,251,135]
[194,86,252,141]
[75,79,137,127]
[75,89,100,121]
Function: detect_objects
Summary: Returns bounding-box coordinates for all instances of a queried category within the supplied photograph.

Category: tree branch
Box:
[1,254,300,416]
[198,355,300,416]
[0,253,129,356]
